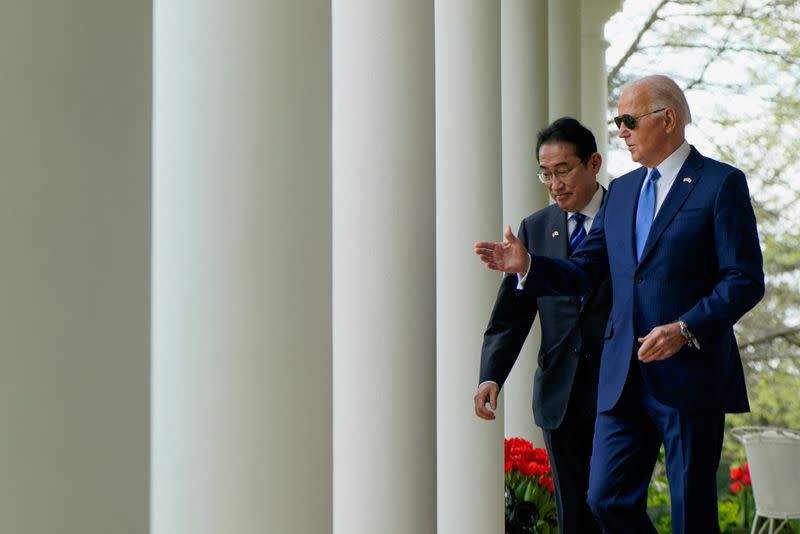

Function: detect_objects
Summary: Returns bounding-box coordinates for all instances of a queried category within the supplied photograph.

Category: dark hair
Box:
[535,117,597,164]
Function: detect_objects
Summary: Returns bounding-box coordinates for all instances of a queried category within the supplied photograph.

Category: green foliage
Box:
[646,447,672,533]
[646,449,762,533]
[717,499,740,533]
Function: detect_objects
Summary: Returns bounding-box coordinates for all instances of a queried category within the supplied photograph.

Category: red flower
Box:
[519,461,547,477]
[730,481,743,495]
[504,437,558,528]
[730,466,743,481]
[741,463,751,485]
[532,447,549,464]
[730,462,751,486]
[505,438,534,467]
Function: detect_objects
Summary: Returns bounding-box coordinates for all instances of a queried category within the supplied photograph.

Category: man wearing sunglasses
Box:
[475,117,608,533]
[475,75,764,533]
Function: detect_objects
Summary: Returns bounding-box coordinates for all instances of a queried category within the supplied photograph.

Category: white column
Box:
[151,2,331,533]
[435,2,504,533]
[582,0,622,184]
[548,0,581,120]
[500,0,550,448]
[332,2,436,534]
[0,2,150,534]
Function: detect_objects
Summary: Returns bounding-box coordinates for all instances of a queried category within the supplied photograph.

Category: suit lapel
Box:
[540,206,569,259]
[637,146,704,267]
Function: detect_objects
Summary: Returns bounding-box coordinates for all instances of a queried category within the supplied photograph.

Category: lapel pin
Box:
[683,176,692,183]
[551,230,560,238]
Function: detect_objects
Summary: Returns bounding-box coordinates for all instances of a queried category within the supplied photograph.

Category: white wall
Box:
[0,2,152,533]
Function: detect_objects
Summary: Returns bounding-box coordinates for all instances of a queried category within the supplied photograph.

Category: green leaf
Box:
[523,480,536,502]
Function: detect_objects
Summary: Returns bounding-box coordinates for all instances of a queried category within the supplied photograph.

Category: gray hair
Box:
[625,75,692,127]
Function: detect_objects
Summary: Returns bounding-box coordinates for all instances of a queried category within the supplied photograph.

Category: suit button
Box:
[636,276,643,283]
[573,347,580,354]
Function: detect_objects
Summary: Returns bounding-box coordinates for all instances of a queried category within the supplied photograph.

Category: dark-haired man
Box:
[474,117,608,533]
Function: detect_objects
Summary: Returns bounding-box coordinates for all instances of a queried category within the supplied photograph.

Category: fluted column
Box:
[0,3,151,533]
[581,0,622,183]
[332,2,436,534]
[548,0,581,120]
[500,0,551,448]
[435,1,504,532]
[151,2,332,533]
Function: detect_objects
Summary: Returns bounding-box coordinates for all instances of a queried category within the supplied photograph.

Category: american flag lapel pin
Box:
[551,230,560,238]
[683,176,692,183]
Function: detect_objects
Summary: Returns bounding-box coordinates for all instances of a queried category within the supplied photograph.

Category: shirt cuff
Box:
[515,253,532,289]
[478,380,499,389]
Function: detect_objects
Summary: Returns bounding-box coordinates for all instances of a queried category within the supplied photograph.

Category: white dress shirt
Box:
[644,140,691,217]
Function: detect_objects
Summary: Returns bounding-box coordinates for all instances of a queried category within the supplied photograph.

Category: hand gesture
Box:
[474,225,530,274]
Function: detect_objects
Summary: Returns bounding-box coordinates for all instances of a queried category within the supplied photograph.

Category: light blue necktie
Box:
[635,168,661,261]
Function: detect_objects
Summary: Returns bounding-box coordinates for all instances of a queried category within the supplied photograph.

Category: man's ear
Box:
[664,108,677,133]
[590,152,602,173]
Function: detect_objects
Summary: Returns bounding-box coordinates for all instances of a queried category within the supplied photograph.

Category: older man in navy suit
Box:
[475,75,764,533]
[474,118,608,533]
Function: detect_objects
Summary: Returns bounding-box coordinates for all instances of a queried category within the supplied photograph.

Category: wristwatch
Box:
[678,320,700,349]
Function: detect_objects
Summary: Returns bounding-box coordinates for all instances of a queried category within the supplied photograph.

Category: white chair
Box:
[731,427,800,534]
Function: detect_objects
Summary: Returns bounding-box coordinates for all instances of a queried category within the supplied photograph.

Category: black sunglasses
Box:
[613,107,667,129]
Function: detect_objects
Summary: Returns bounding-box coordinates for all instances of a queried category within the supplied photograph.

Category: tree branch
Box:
[637,43,796,65]
[684,1,746,91]
[739,325,800,349]
[608,0,672,86]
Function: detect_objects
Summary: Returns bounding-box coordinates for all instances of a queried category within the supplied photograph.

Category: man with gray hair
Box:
[475,74,764,532]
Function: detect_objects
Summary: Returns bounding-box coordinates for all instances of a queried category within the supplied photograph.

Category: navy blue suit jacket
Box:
[521,147,764,413]
[480,192,611,429]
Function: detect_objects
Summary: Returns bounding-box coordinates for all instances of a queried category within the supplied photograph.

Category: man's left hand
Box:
[637,322,687,363]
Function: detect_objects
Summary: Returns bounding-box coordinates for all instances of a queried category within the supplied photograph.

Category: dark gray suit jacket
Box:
[479,192,611,429]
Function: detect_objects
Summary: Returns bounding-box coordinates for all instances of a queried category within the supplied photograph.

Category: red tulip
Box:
[730,466,743,481]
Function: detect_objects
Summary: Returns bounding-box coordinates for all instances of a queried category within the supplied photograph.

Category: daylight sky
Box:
[603,0,772,178]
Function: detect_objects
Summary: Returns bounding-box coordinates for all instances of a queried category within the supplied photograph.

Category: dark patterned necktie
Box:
[569,212,587,254]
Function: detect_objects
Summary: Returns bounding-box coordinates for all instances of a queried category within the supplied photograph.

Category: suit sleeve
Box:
[479,222,539,388]
[681,170,765,343]
[517,184,612,297]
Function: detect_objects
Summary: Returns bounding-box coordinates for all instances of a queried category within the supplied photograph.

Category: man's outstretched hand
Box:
[474,224,530,274]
